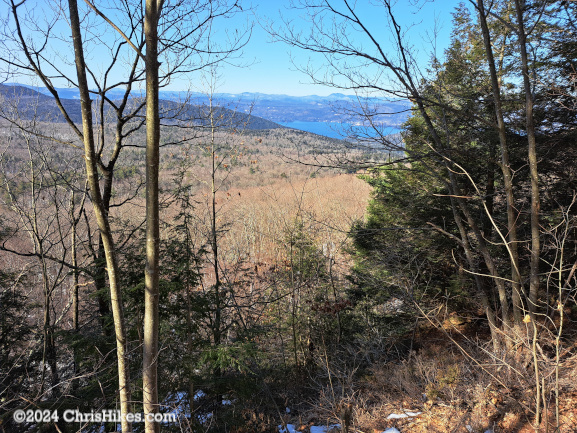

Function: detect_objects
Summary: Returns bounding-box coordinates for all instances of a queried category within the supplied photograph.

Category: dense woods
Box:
[1,0,577,432]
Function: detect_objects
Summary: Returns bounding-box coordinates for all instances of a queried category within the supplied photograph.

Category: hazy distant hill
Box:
[207,92,411,126]
[0,84,282,130]
[4,84,410,127]
[0,84,84,124]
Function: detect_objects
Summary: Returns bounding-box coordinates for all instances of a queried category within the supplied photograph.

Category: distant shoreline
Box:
[279,120,401,140]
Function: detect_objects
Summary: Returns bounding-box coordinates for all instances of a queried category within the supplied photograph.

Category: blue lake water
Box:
[279,121,400,139]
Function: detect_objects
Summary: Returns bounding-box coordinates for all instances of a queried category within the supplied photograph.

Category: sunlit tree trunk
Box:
[68,1,132,431]
[143,0,163,431]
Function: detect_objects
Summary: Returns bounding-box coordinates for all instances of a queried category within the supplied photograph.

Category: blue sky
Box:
[1,0,461,97]
[209,0,460,96]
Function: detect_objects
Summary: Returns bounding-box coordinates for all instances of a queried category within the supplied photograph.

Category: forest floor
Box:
[277,318,577,433]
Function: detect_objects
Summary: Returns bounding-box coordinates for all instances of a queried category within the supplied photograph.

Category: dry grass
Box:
[333,324,577,433]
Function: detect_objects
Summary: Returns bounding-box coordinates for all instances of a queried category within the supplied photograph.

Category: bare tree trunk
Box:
[69,190,79,392]
[514,0,542,425]
[208,96,224,391]
[483,142,497,239]
[476,0,523,329]
[514,0,540,314]
[94,237,113,335]
[68,1,132,431]
[450,197,501,351]
[40,249,59,396]
[143,1,162,431]
[20,137,61,397]
[448,173,514,337]
[69,185,87,332]
[70,191,79,333]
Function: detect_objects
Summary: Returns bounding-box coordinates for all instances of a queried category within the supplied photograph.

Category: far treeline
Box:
[1,1,577,433]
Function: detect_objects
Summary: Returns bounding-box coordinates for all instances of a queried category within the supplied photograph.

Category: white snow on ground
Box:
[278,424,340,433]
[386,411,422,420]
[311,427,340,433]
[162,390,234,424]
[163,391,190,419]
[277,410,422,433]
[278,410,423,433]
[198,412,213,424]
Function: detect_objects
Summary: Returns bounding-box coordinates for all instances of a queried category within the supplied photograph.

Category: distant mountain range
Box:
[209,92,410,126]
[2,83,410,127]
[0,84,281,130]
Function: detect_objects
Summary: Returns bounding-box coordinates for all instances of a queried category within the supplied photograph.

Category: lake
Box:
[279,121,400,139]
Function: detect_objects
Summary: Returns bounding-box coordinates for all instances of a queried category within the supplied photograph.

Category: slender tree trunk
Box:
[450,197,501,351]
[483,142,497,238]
[41,254,59,395]
[93,172,116,335]
[185,285,196,416]
[209,99,223,392]
[24,139,60,397]
[181,192,197,417]
[68,1,132,431]
[449,174,513,337]
[143,1,162,431]
[477,0,523,329]
[70,192,79,333]
[515,1,542,425]
[94,237,113,335]
[70,190,79,391]
[69,185,88,331]
[514,0,540,314]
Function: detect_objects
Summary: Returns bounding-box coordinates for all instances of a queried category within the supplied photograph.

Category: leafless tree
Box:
[1,0,250,431]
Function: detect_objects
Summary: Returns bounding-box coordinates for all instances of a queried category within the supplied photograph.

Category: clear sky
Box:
[206,0,460,96]
[1,0,462,97]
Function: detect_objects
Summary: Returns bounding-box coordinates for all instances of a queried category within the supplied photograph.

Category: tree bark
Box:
[514,0,540,314]
[68,1,132,431]
[477,0,524,329]
[143,0,162,431]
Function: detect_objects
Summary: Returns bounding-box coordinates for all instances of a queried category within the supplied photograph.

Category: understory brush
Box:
[266,318,577,433]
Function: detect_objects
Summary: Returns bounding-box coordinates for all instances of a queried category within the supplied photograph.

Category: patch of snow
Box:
[164,391,188,403]
[383,428,401,433]
[199,412,213,424]
[310,426,339,433]
[278,424,340,433]
[386,411,421,419]
[163,391,190,418]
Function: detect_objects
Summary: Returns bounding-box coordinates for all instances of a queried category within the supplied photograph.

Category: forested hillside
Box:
[0,84,282,130]
[1,1,577,433]
[3,85,411,126]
